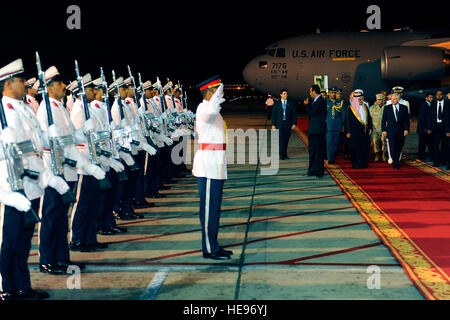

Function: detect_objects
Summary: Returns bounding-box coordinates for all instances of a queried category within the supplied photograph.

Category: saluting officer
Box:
[192,76,232,260]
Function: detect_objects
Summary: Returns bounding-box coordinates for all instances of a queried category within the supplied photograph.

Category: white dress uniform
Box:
[192,98,227,180]
[36,97,86,182]
[174,97,183,112]
[164,95,175,112]
[192,80,228,258]
[25,95,40,114]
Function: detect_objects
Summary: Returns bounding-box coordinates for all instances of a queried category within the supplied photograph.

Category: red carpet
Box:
[294,121,450,299]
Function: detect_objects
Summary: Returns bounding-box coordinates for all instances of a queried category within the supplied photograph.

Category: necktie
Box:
[282,101,286,120]
[438,102,442,121]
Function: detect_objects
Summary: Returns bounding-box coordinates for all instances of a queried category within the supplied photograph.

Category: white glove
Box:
[120,118,129,128]
[0,189,31,212]
[83,118,97,132]
[99,155,111,167]
[48,124,63,138]
[81,162,106,180]
[119,151,135,166]
[142,143,157,155]
[161,135,173,146]
[109,158,125,172]
[47,175,70,195]
[1,127,17,144]
[210,83,226,106]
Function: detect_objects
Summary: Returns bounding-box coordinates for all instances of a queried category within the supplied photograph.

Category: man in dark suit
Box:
[272,89,297,160]
[417,93,433,161]
[442,92,450,170]
[427,89,449,167]
[382,93,410,170]
[305,84,327,177]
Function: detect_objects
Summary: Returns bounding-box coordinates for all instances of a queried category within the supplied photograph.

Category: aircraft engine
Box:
[381,46,450,81]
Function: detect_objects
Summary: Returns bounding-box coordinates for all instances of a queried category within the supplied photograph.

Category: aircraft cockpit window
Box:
[259,61,268,69]
[267,49,276,57]
[276,48,286,57]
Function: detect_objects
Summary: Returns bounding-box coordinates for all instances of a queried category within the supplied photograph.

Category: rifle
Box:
[137,73,160,153]
[111,70,140,172]
[156,77,169,136]
[74,60,112,190]
[36,52,77,204]
[99,67,128,181]
[0,96,41,227]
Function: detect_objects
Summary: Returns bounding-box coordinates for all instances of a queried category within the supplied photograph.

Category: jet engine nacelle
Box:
[381,46,449,81]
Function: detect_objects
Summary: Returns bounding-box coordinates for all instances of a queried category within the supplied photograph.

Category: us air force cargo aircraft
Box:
[242,29,450,103]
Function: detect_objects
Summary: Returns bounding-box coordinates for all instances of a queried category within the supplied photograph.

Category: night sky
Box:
[0,0,449,89]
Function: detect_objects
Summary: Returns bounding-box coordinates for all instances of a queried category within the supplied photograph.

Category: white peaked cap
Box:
[44,66,60,84]
[141,80,152,90]
[26,77,37,87]
[0,59,25,82]
[123,77,131,86]
[108,77,124,93]
[32,80,40,91]
[67,73,93,93]
[92,77,103,88]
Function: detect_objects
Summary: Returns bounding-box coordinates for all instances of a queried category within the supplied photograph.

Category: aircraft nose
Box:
[243,59,258,87]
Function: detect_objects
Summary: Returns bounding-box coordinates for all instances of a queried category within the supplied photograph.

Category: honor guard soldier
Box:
[139,81,166,199]
[192,76,232,260]
[68,73,113,251]
[386,86,410,114]
[370,93,387,162]
[25,78,40,113]
[90,77,128,234]
[110,77,156,217]
[0,59,68,299]
[35,66,91,273]
[325,87,345,164]
[123,77,157,209]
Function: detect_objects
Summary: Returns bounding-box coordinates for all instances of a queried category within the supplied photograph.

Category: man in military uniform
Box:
[0,59,66,299]
[325,87,345,164]
[192,75,232,260]
[369,94,386,162]
[24,78,40,113]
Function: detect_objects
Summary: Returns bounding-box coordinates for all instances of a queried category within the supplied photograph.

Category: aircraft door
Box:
[314,75,328,91]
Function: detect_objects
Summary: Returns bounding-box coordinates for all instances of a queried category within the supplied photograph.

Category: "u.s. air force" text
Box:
[292,49,361,58]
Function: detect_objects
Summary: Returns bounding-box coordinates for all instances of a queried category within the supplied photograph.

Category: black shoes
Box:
[113,211,136,220]
[56,260,86,271]
[149,193,166,198]
[70,242,107,252]
[219,247,233,256]
[39,264,66,275]
[6,289,49,300]
[133,201,155,209]
[203,252,231,260]
[110,226,128,233]
[203,246,233,260]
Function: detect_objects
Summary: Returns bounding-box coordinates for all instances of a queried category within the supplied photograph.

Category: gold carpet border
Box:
[326,163,450,300]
